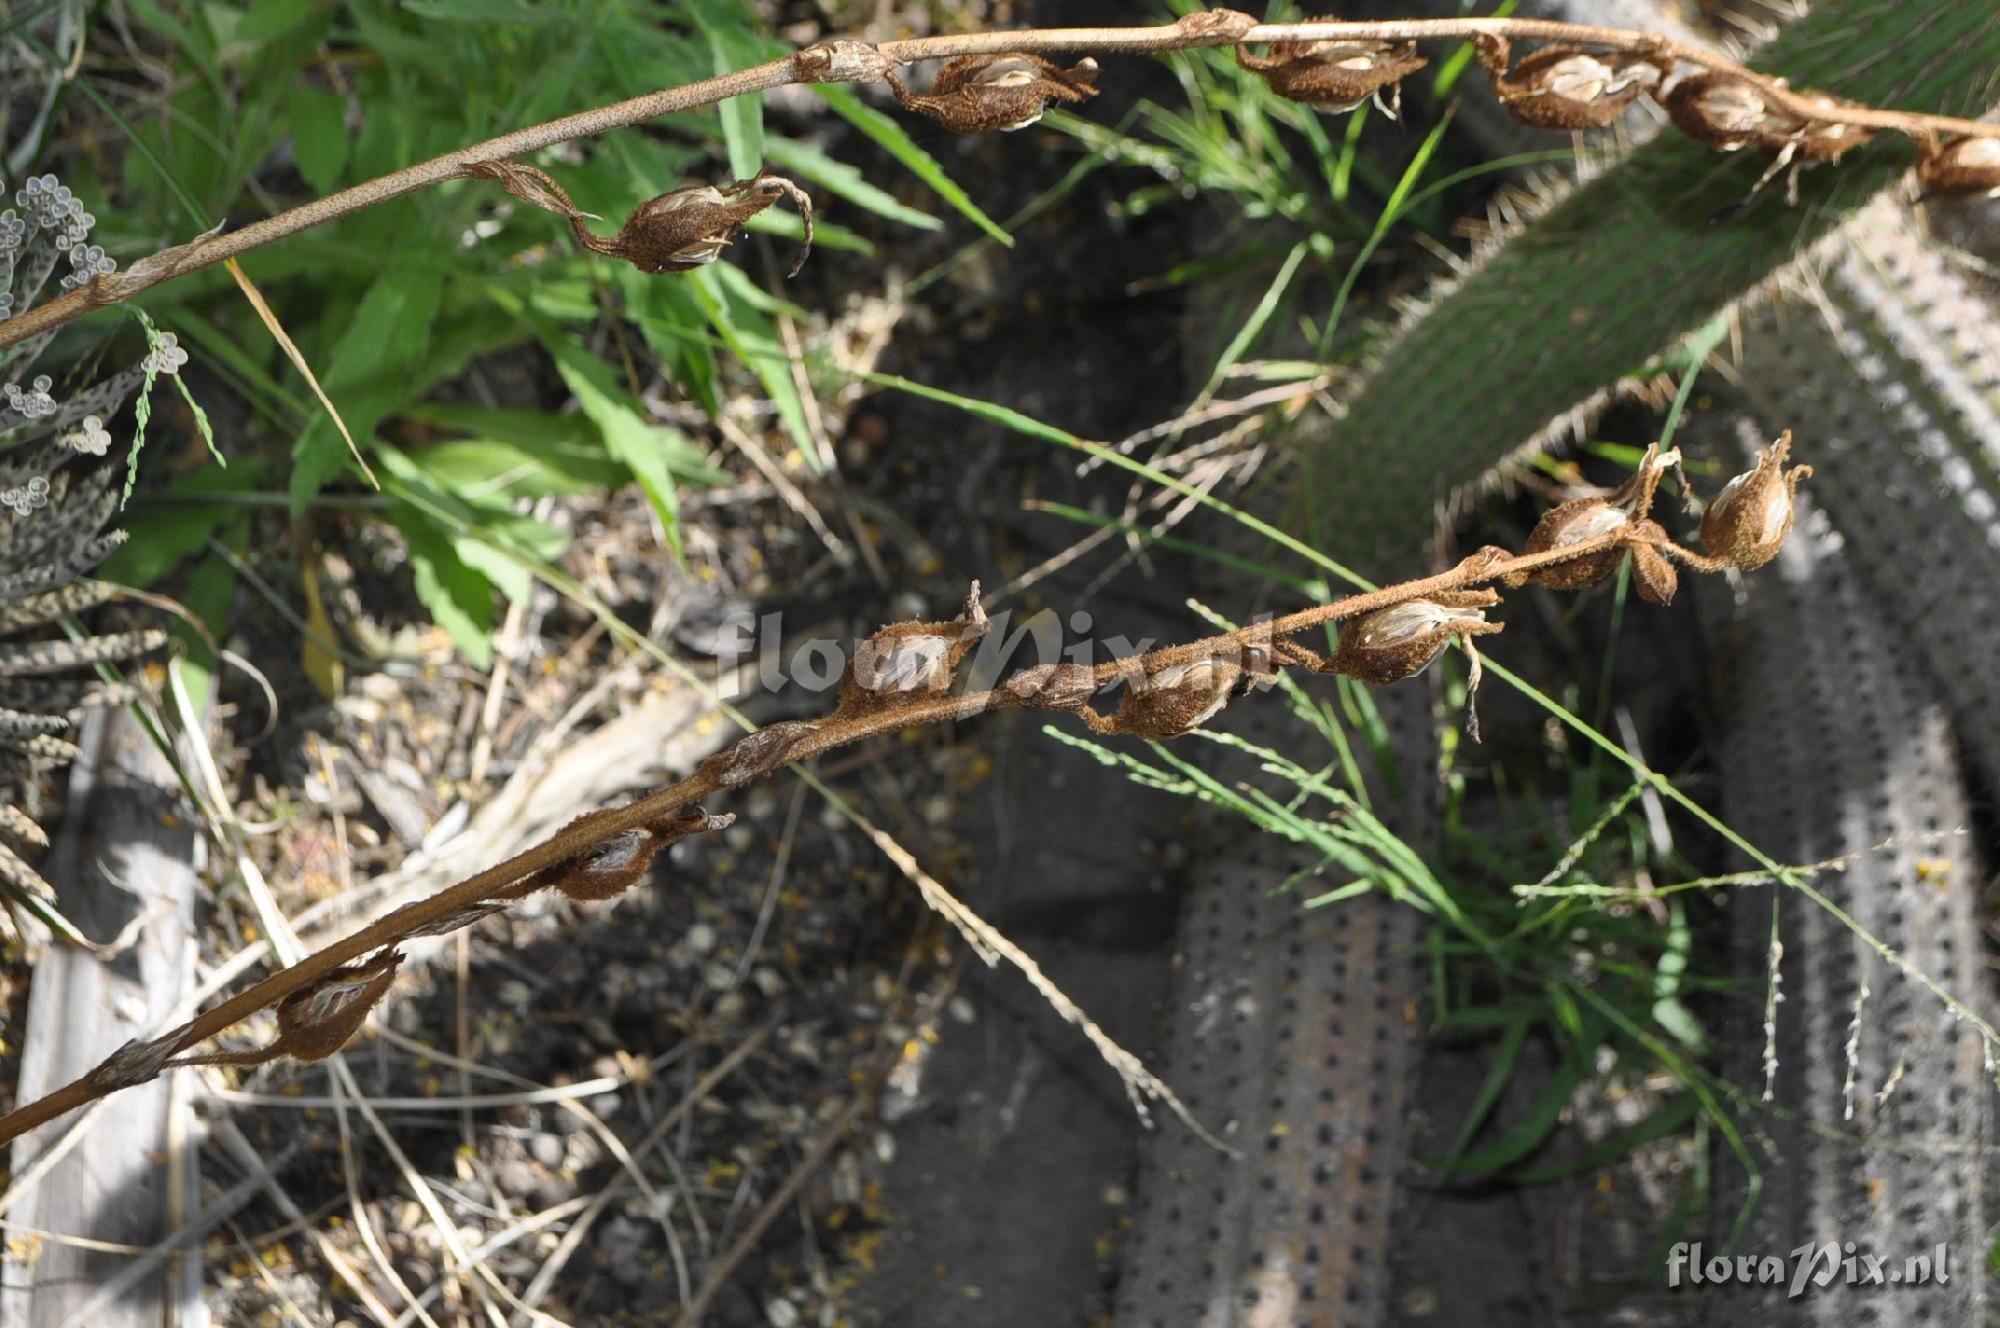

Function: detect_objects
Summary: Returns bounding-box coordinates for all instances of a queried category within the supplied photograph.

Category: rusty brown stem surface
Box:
[0,515,1762,1145]
[3,10,1995,353]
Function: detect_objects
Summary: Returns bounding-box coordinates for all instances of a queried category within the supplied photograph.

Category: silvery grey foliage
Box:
[0,170,168,911]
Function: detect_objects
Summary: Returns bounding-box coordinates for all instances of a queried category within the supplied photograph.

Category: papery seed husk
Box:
[1238,40,1426,113]
[1919,136,2000,200]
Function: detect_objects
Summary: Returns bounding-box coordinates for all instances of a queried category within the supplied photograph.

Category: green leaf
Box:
[290,86,349,192]
[405,0,555,21]
[690,0,765,180]
[101,458,267,587]
[815,84,1012,247]
[291,262,446,509]
[236,0,320,43]
[553,357,692,556]
[395,506,495,669]
[762,136,941,232]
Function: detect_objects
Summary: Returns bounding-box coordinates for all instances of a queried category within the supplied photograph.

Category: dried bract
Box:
[1918,135,2000,200]
[999,662,1100,713]
[1474,37,1671,130]
[1237,40,1427,116]
[1699,430,1811,570]
[468,160,814,277]
[698,719,822,787]
[887,54,1100,133]
[541,808,735,902]
[841,582,989,716]
[1329,593,1503,686]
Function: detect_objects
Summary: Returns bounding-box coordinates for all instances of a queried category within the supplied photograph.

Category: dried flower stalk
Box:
[0,440,1805,1143]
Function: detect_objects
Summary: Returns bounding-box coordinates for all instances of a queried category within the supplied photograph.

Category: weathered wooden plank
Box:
[2,705,206,1328]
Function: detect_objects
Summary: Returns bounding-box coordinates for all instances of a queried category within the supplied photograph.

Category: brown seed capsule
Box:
[465,160,815,277]
[840,582,989,716]
[1917,134,2000,200]
[1474,37,1671,130]
[999,662,1100,713]
[698,719,822,787]
[1629,536,1680,606]
[1664,74,1873,161]
[597,174,814,277]
[1083,648,1273,741]
[1237,39,1427,115]
[887,53,1100,133]
[1699,431,1811,570]
[1329,594,1504,686]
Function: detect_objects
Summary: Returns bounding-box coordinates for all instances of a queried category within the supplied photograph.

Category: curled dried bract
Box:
[1917,134,2000,200]
[538,808,735,902]
[467,160,814,277]
[1237,39,1427,116]
[698,719,822,787]
[1699,430,1811,570]
[1082,647,1273,741]
[1474,37,1671,130]
[999,662,1100,713]
[840,582,989,716]
[887,53,1100,133]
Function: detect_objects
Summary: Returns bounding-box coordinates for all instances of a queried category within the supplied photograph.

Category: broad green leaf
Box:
[290,262,446,509]
[395,505,495,668]
[290,86,349,192]
[553,357,691,555]
[102,458,267,587]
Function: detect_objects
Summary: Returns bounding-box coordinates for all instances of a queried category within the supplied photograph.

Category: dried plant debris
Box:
[0,171,169,911]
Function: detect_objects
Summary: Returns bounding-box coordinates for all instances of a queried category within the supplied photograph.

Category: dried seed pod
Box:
[1917,134,2000,200]
[174,950,404,1069]
[1329,593,1503,686]
[999,662,1100,712]
[1083,648,1273,741]
[394,898,515,940]
[85,1037,177,1092]
[839,582,989,716]
[1237,40,1427,115]
[467,160,815,277]
[1515,443,1677,591]
[1665,74,1874,162]
[1629,531,1680,605]
[697,719,822,787]
[887,53,1100,133]
[1699,430,1811,570]
[1474,37,1671,130]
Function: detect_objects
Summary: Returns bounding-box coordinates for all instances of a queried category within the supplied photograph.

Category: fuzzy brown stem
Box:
[0,523,1694,1145]
[3,12,1993,354]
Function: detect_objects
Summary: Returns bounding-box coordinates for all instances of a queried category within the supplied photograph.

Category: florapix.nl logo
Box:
[1668,1242,1952,1300]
